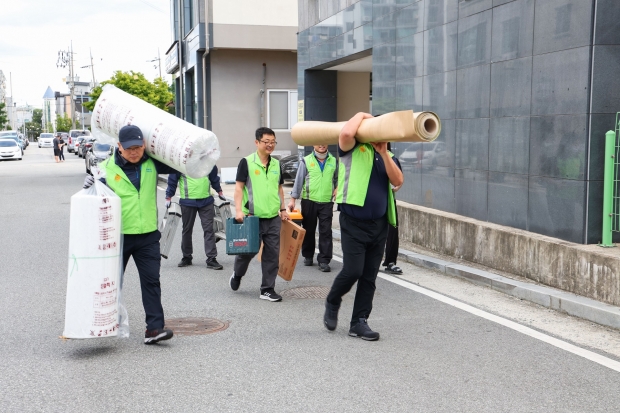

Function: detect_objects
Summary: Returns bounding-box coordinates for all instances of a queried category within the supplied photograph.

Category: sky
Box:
[0,0,172,108]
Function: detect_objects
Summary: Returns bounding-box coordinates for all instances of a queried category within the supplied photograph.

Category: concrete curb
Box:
[332,230,620,330]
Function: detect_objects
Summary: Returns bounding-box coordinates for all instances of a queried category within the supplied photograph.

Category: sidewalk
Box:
[159,175,620,330]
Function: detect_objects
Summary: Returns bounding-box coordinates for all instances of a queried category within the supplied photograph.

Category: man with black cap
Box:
[83,125,178,345]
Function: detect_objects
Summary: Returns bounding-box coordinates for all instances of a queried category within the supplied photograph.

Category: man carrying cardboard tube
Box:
[323,112,403,341]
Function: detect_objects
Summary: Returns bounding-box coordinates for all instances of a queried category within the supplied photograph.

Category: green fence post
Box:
[600,130,617,247]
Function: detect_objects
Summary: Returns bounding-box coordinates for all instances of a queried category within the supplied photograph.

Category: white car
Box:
[38,133,55,148]
[0,139,23,160]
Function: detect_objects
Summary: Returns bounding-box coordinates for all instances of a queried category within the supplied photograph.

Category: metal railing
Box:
[600,113,620,247]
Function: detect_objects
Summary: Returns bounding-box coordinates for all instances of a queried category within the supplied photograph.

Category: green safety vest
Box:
[301,152,337,203]
[242,152,281,218]
[179,175,211,199]
[103,157,158,235]
[335,143,397,226]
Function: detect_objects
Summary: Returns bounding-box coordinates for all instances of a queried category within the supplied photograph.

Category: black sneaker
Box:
[384,263,402,274]
[348,318,380,341]
[206,258,223,270]
[318,263,331,272]
[178,257,192,267]
[323,301,339,331]
[144,328,174,344]
[260,289,282,302]
[304,257,313,266]
[229,272,241,291]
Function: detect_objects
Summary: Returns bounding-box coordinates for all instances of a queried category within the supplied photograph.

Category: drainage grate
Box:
[281,286,331,299]
[164,318,229,336]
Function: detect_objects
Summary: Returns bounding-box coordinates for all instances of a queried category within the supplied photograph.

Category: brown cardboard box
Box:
[257,219,306,281]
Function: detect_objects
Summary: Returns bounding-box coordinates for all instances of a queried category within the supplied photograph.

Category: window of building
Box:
[267,90,298,131]
[183,0,195,37]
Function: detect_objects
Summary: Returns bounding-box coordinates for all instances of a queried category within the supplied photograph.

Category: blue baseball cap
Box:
[118,125,144,148]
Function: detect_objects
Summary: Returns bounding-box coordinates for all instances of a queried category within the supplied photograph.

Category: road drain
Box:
[281,286,330,299]
[165,318,229,336]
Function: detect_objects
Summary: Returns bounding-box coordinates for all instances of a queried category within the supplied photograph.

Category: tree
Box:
[0,102,7,130]
[25,109,43,139]
[56,114,80,132]
[83,71,174,114]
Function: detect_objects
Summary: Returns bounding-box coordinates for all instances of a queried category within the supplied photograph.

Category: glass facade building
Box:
[297,0,620,244]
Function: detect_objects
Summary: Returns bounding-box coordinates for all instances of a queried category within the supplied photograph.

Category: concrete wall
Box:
[336,71,370,121]
[213,0,297,26]
[397,201,620,307]
[210,49,298,167]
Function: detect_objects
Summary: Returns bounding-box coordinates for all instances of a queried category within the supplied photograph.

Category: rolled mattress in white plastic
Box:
[63,184,122,339]
[91,84,220,179]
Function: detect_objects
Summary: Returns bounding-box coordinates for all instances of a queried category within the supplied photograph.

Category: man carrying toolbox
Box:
[82,125,177,345]
[165,166,225,271]
[230,127,290,301]
[323,112,403,341]
[288,144,338,272]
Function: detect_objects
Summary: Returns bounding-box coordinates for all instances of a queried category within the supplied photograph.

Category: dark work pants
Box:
[300,199,333,263]
[59,147,65,160]
[326,213,388,327]
[122,230,165,331]
[233,216,281,292]
[382,199,399,266]
[180,204,217,261]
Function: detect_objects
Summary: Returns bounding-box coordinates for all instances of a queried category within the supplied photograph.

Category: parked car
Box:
[38,133,55,148]
[398,141,447,168]
[280,154,299,183]
[73,136,87,155]
[0,139,23,161]
[0,132,25,151]
[78,137,96,158]
[85,141,113,174]
[67,129,91,153]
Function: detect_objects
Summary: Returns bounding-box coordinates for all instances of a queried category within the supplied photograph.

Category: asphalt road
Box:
[2,146,620,412]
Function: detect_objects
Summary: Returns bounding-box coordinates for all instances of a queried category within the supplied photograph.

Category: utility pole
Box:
[148,49,162,79]
[9,72,14,130]
[69,41,76,130]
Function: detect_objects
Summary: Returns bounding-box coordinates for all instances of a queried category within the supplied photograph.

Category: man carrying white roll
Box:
[83,125,179,345]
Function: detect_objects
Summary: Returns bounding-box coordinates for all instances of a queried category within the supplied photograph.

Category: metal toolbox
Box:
[225,215,260,255]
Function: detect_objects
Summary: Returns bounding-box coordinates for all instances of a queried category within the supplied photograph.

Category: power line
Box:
[135,0,167,14]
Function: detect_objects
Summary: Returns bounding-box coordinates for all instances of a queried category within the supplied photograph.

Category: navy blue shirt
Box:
[338,143,401,221]
[100,148,178,189]
[165,166,222,208]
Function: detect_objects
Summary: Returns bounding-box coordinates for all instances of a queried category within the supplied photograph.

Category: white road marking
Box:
[328,253,620,373]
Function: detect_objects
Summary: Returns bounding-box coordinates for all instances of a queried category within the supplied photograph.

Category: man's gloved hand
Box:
[83,175,95,189]
[218,191,226,201]
[165,198,171,208]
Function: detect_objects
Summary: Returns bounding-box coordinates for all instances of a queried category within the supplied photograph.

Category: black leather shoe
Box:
[178,257,192,267]
[304,257,313,266]
[348,318,380,341]
[323,301,339,331]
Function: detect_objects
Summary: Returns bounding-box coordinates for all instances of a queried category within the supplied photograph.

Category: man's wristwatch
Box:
[280,208,286,212]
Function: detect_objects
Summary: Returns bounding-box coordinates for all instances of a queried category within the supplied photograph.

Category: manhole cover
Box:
[281,286,330,299]
[164,318,229,336]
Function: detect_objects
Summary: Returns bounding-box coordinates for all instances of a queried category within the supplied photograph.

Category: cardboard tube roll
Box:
[291,110,441,146]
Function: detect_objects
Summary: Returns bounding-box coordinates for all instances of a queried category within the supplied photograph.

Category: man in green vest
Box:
[82,125,177,345]
[323,113,403,341]
[165,166,225,270]
[229,127,290,302]
[287,144,338,272]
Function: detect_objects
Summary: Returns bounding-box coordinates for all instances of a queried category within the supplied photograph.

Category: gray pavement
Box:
[2,147,620,412]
